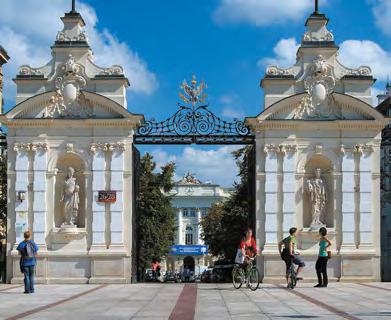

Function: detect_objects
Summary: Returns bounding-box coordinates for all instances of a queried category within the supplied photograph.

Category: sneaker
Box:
[314,284,322,287]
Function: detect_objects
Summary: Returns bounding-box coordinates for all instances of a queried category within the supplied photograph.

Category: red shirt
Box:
[152,262,160,271]
[240,237,257,257]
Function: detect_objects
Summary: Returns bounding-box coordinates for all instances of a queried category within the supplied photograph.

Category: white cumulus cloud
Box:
[150,146,241,187]
[369,0,391,36]
[213,0,312,26]
[257,37,299,69]
[0,0,157,106]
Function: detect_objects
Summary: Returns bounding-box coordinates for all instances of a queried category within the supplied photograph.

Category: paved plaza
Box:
[0,282,390,320]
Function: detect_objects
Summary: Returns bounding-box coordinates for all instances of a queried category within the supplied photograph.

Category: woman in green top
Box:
[315,227,331,288]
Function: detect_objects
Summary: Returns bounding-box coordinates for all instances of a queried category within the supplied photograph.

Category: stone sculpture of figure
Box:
[61,166,80,226]
[307,168,327,228]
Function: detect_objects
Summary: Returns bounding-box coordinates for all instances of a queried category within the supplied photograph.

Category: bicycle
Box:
[232,256,260,291]
[286,259,297,289]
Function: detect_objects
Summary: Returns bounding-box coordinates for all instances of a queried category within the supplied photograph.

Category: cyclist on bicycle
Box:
[240,227,260,268]
[278,227,305,287]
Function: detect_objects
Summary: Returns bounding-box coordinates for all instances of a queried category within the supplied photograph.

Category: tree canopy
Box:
[200,146,254,262]
[136,153,176,279]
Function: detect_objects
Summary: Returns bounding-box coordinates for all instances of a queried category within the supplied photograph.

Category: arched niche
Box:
[303,155,334,228]
[54,153,86,228]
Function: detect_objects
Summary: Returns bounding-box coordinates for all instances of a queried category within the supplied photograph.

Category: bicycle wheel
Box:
[247,267,260,291]
[232,266,244,289]
[289,268,297,289]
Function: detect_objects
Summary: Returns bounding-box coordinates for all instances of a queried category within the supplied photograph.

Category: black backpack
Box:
[22,241,35,259]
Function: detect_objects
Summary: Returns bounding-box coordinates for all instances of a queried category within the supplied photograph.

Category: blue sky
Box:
[1,0,391,186]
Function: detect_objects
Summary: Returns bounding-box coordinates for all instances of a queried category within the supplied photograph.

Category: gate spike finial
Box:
[314,0,319,14]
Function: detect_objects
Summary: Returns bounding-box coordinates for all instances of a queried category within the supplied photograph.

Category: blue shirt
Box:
[17,240,38,267]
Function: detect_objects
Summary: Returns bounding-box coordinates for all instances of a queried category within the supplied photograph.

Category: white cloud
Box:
[369,0,391,36]
[338,40,391,82]
[213,0,312,26]
[0,0,157,106]
[257,37,299,69]
[150,146,240,187]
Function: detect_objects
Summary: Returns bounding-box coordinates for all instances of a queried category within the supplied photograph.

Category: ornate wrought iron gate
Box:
[134,76,254,146]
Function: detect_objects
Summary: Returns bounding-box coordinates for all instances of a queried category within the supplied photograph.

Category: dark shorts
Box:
[282,254,305,273]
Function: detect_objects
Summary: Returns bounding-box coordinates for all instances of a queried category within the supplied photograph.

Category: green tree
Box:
[136,153,176,280]
[201,146,253,262]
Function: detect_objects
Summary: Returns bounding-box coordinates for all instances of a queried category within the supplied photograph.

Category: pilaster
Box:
[340,145,359,250]
[90,143,107,249]
[357,144,374,246]
[31,143,48,247]
[263,144,280,249]
[108,142,125,248]
[13,143,31,244]
[281,144,297,236]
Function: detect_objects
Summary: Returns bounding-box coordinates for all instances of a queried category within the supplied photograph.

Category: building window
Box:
[183,209,189,217]
[190,208,196,217]
[185,226,193,245]
[201,208,208,217]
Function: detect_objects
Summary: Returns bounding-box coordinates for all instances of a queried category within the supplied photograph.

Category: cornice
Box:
[0,118,141,129]
[248,119,388,132]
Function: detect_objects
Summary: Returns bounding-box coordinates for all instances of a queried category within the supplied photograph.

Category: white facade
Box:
[246,11,388,282]
[2,8,142,284]
[2,5,389,284]
[164,173,230,272]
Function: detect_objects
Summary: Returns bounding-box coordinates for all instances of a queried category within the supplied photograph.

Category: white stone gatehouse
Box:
[246,10,388,282]
[2,8,142,283]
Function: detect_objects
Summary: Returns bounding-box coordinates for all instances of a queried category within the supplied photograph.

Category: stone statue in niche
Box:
[307,168,327,228]
[61,167,80,227]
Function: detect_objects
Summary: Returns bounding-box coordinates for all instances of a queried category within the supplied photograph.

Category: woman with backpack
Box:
[16,231,38,294]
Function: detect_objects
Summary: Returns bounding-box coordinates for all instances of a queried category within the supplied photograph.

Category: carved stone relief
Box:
[43,54,95,119]
[293,55,342,120]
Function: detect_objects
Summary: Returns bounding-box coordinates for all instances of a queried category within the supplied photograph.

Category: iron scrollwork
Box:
[135,76,253,145]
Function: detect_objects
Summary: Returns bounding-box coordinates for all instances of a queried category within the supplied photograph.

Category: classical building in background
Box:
[376,83,391,281]
[164,172,230,274]
[0,45,9,282]
[246,8,388,282]
[1,6,142,283]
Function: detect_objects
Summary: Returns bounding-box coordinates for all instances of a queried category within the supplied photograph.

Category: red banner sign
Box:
[97,191,116,203]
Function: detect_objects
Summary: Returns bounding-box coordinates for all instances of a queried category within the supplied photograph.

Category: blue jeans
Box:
[22,265,35,293]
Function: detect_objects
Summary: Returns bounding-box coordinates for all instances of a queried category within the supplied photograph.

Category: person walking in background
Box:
[314,227,331,288]
[151,259,161,282]
[17,231,38,294]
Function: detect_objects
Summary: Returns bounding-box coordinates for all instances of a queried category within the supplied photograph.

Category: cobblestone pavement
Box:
[0,282,390,319]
